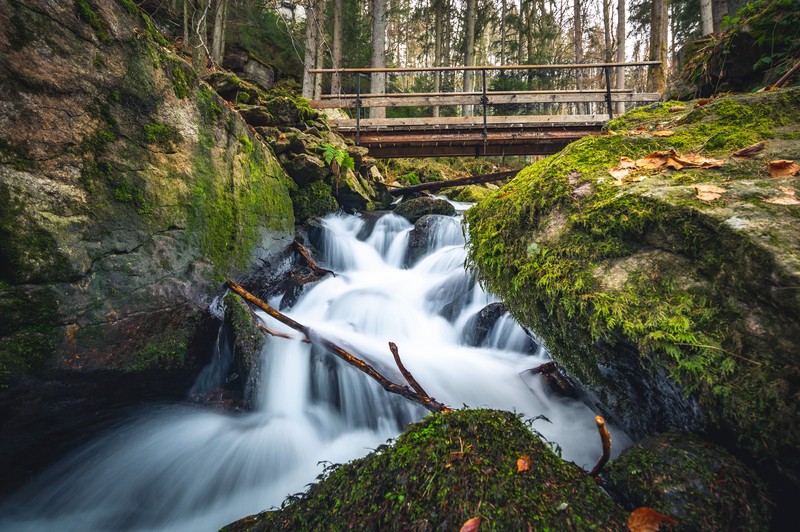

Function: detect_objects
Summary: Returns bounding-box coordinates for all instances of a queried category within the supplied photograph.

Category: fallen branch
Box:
[774,59,800,89]
[225,280,451,413]
[257,323,311,343]
[389,342,430,397]
[589,416,612,477]
[292,238,335,277]
[387,170,518,197]
[525,362,577,398]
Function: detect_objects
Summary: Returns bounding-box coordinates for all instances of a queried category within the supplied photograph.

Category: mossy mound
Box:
[605,432,771,530]
[223,409,627,531]
[465,89,800,480]
[446,184,495,203]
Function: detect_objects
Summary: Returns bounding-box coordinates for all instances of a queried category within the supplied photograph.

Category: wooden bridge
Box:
[309,62,662,158]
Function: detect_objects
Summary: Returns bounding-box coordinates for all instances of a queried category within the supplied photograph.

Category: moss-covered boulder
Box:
[0,0,295,378]
[223,409,627,531]
[394,197,456,223]
[292,180,340,223]
[465,90,800,484]
[446,184,494,203]
[223,293,265,407]
[605,432,771,530]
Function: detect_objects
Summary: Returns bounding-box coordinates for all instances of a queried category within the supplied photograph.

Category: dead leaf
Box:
[637,151,671,170]
[627,507,677,532]
[517,455,531,472]
[765,186,800,205]
[768,159,800,178]
[668,105,687,112]
[653,130,675,137]
[671,151,725,169]
[695,97,714,107]
[609,157,637,181]
[732,141,766,158]
[460,517,481,532]
[778,185,796,195]
[695,184,726,201]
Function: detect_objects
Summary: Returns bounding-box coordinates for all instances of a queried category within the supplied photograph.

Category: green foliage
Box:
[223,410,626,531]
[75,0,110,43]
[320,143,355,172]
[123,332,188,372]
[727,0,800,74]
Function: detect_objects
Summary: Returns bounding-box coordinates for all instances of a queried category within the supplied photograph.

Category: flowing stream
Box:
[0,207,629,531]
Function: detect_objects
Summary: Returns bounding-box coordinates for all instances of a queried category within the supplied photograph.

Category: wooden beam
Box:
[388,170,518,196]
[320,89,636,99]
[311,92,661,109]
[332,114,608,128]
[309,61,662,74]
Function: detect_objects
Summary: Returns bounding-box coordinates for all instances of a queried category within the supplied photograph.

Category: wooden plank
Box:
[332,114,608,128]
[309,61,662,74]
[311,92,661,109]
[320,89,636,99]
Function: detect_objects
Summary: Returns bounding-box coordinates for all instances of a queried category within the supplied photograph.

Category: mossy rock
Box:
[465,89,800,480]
[222,409,627,531]
[446,184,494,203]
[223,293,265,406]
[604,432,771,530]
[394,197,456,223]
[292,180,339,223]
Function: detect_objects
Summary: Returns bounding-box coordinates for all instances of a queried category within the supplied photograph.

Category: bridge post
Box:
[604,66,614,120]
[356,74,362,146]
[481,68,488,155]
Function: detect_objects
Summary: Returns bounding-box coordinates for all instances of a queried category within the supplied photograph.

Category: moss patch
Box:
[465,89,800,467]
[223,410,626,531]
[292,180,339,223]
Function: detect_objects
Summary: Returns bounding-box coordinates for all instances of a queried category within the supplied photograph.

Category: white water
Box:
[0,210,629,531]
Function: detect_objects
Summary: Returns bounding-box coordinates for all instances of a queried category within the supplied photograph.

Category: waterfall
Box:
[0,210,629,531]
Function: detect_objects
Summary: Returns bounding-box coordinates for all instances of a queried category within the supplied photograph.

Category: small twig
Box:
[589,416,611,477]
[292,238,336,277]
[225,280,450,413]
[774,59,800,89]
[389,342,430,397]
[257,323,311,343]
[675,342,761,366]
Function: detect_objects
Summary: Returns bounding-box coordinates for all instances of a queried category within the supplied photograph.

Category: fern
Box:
[321,144,355,173]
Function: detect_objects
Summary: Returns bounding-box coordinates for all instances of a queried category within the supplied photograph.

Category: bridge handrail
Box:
[308,61,662,74]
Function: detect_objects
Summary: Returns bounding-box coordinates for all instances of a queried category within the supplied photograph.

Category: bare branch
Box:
[589,416,612,476]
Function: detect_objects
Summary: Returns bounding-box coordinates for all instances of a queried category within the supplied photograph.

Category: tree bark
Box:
[462,0,476,117]
[190,0,209,75]
[370,0,387,118]
[647,0,668,94]
[700,0,714,35]
[210,0,227,66]
[712,0,729,33]
[331,0,344,95]
[313,0,327,101]
[433,0,443,118]
[302,0,319,100]
[615,0,626,115]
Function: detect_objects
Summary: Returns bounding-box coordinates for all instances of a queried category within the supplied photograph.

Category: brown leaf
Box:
[671,151,725,169]
[695,97,714,107]
[627,507,677,532]
[653,130,675,137]
[768,159,800,178]
[732,141,766,158]
[460,517,481,532]
[668,105,687,112]
[637,151,671,170]
[695,184,726,201]
[609,157,637,181]
[765,196,800,205]
[517,455,531,472]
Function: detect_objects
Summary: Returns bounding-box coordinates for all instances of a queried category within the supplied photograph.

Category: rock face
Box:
[222,410,627,531]
[0,0,295,378]
[605,432,771,531]
[394,196,456,223]
[466,90,800,491]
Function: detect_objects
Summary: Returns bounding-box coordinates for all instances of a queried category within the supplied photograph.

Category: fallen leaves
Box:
[768,159,800,178]
[460,516,481,532]
[765,186,800,205]
[652,130,675,137]
[627,507,677,532]
[608,150,725,184]
[517,455,531,472]
[668,105,686,112]
[695,184,727,201]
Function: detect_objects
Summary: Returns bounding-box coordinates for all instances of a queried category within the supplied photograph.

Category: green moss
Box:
[292,180,339,223]
[605,433,771,530]
[170,58,196,99]
[143,122,181,151]
[122,331,188,372]
[224,410,626,531]
[119,0,169,47]
[465,89,800,466]
[446,185,494,203]
[75,0,110,43]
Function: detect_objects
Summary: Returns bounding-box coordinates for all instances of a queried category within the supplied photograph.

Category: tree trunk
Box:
[712,0,729,33]
[433,0,443,118]
[700,0,714,35]
[602,0,613,63]
[190,0,209,75]
[313,0,326,101]
[210,0,227,66]
[183,0,190,46]
[302,0,319,100]
[462,0,476,117]
[331,0,344,95]
[370,0,387,119]
[647,0,668,94]
[573,0,584,112]
[615,0,626,115]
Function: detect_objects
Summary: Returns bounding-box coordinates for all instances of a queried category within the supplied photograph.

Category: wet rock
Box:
[605,432,772,530]
[425,271,475,322]
[462,302,507,346]
[284,153,330,186]
[237,104,275,127]
[405,214,463,266]
[243,58,275,90]
[394,196,456,223]
[223,294,265,408]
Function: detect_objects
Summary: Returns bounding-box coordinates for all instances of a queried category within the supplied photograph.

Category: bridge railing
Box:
[308,62,662,125]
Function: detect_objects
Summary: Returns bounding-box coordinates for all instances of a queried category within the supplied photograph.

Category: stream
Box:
[0,206,629,531]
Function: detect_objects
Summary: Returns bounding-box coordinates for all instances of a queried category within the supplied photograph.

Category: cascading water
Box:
[0,209,629,531]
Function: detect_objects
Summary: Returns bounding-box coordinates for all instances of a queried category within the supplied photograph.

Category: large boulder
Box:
[466,90,800,493]
[394,196,456,223]
[223,409,627,530]
[0,0,295,377]
[605,432,771,530]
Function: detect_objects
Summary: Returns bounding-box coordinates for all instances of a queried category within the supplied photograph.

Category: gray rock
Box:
[394,197,455,224]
